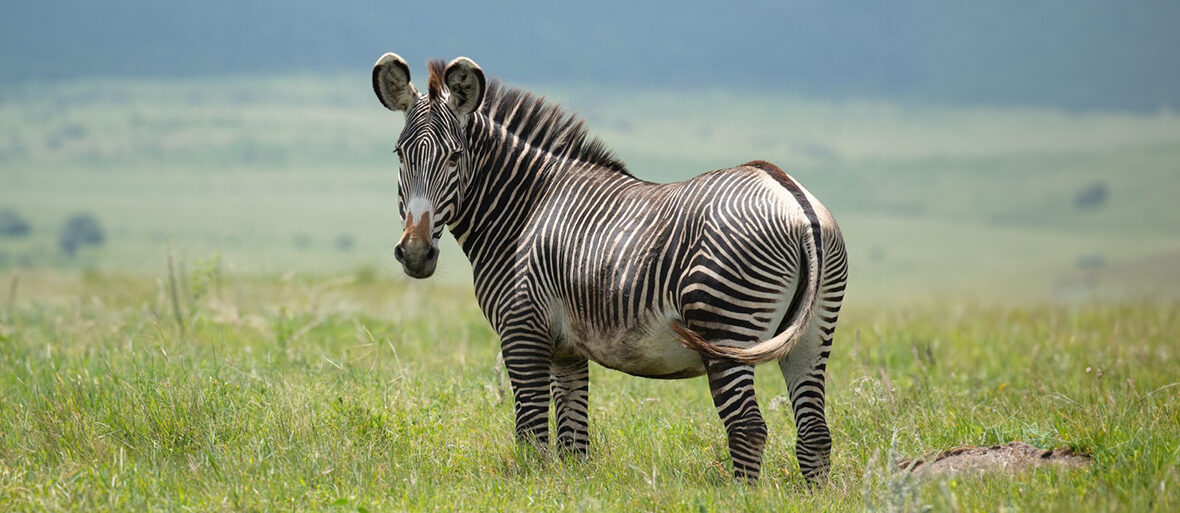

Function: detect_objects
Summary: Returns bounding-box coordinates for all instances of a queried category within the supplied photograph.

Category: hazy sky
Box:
[2,1,1177,110]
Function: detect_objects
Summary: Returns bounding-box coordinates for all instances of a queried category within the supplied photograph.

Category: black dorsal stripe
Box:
[743,160,823,335]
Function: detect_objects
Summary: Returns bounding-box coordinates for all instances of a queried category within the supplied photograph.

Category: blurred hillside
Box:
[1,1,1177,111]
[1,2,1178,302]
[1,76,1177,301]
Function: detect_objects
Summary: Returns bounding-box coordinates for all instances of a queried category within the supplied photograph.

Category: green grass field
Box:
[1,75,1179,510]
[0,273,1176,511]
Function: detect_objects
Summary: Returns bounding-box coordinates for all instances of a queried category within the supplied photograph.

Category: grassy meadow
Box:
[1,75,1179,510]
[0,274,1176,511]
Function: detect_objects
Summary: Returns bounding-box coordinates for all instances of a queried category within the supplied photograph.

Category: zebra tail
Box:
[672,228,821,366]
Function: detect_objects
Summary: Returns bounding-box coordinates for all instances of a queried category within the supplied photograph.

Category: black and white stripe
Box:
[373,54,848,483]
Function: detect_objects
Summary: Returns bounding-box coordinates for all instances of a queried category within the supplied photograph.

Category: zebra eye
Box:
[447,151,462,166]
[394,147,404,161]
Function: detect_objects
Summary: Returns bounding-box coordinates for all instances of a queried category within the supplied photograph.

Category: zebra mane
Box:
[425,62,628,174]
[478,79,630,175]
[426,59,447,101]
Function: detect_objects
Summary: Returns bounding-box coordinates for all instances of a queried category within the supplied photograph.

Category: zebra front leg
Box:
[501,328,554,451]
[551,357,590,457]
[778,324,834,482]
[706,358,767,483]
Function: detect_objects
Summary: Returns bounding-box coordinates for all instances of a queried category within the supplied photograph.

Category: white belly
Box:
[554,310,707,379]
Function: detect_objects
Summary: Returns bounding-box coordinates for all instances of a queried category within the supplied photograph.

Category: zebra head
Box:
[372,53,486,278]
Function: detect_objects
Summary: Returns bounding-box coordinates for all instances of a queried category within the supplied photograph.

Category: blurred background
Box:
[1,0,1177,303]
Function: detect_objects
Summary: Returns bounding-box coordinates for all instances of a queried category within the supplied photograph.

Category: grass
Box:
[0,270,1176,511]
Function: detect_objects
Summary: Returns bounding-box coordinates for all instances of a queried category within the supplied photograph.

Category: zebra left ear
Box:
[444,57,486,118]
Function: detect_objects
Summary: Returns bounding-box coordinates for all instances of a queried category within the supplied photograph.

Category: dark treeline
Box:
[1,0,1176,111]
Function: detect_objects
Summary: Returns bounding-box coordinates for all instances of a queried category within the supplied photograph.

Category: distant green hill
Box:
[1,1,1177,111]
[2,76,1178,299]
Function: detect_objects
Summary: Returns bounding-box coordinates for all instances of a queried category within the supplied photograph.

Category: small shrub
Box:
[293,234,312,251]
[335,233,356,252]
[869,244,885,263]
[1075,182,1108,210]
[1077,253,1105,271]
[59,213,105,257]
[0,208,31,238]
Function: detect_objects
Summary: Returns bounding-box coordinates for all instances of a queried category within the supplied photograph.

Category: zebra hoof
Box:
[801,466,831,486]
[733,470,760,485]
[557,443,590,461]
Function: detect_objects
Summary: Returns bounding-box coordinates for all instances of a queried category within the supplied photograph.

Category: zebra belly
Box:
[554,313,707,379]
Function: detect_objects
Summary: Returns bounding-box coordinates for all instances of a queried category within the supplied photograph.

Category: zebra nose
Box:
[394,242,436,264]
[394,240,438,278]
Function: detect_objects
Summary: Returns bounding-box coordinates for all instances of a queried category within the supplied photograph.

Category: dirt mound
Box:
[897,442,1090,476]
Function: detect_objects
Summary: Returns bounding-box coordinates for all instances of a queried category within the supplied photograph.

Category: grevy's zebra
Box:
[373,53,848,483]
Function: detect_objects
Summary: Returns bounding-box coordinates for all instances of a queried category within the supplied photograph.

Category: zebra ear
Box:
[444,57,486,117]
[373,53,418,112]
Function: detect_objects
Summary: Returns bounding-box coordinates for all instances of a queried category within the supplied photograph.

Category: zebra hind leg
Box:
[779,322,836,483]
[551,357,590,457]
[705,358,768,483]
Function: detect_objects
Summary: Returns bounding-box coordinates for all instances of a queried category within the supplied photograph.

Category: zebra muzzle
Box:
[395,211,438,278]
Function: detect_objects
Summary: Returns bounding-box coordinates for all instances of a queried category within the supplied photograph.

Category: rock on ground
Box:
[897,441,1090,476]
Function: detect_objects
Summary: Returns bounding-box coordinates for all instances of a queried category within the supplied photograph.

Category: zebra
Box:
[372,52,848,483]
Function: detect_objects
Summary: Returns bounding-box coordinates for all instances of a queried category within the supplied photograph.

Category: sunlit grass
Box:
[0,271,1175,511]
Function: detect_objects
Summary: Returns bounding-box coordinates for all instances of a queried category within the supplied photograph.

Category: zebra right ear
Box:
[373,53,418,112]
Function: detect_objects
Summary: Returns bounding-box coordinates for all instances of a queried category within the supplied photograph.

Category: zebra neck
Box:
[448,118,553,270]
[447,116,635,277]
